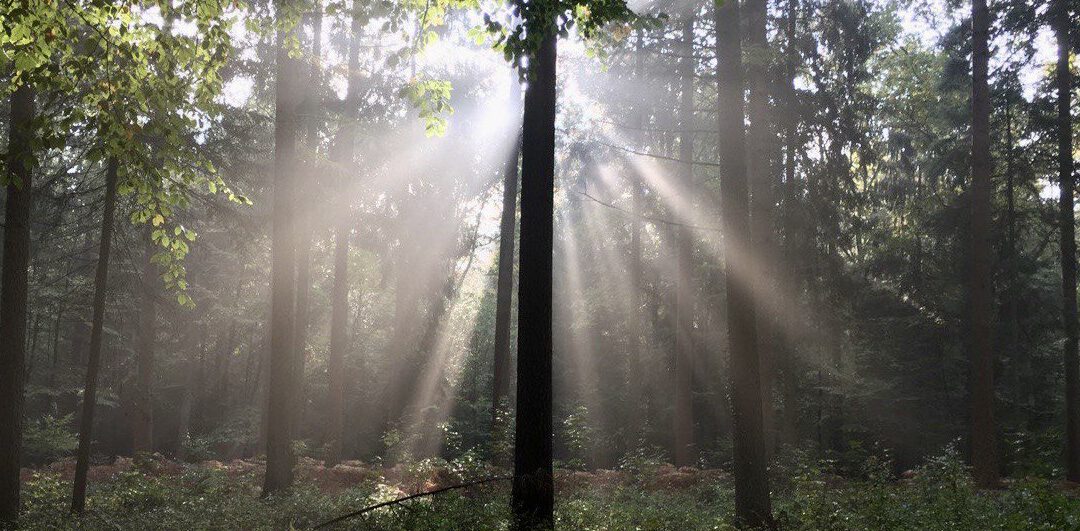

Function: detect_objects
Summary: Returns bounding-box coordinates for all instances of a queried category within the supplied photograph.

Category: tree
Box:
[132,233,156,453]
[744,0,778,455]
[968,0,998,489]
[716,0,773,526]
[263,0,303,495]
[292,0,324,441]
[326,0,362,467]
[673,14,696,468]
[71,157,120,514]
[1054,0,1079,482]
[492,114,521,440]
[511,28,558,530]
[0,83,35,526]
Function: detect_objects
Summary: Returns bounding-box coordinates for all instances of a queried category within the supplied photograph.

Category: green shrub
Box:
[22,414,77,465]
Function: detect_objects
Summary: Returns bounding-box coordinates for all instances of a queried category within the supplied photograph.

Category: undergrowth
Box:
[11,448,1080,530]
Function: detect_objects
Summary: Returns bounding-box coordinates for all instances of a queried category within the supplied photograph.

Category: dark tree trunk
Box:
[263,0,303,494]
[1055,0,1080,483]
[326,3,361,467]
[132,233,156,453]
[511,30,557,531]
[0,84,35,525]
[673,15,696,468]
[744,0,778,458]
[71,157,120,513]
[491,123,521,438]
[968,0,998,489]
[716,0,773,526]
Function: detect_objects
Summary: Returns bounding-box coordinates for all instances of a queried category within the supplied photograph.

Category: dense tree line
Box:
[0,0,1077,528]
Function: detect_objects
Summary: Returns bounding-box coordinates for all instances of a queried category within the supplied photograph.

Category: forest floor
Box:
[14,452,1080,530]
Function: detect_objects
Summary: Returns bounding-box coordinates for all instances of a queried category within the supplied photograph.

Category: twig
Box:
[311,476,511,529]
[573,188,723,234]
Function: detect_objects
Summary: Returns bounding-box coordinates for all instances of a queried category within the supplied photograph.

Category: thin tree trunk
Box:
[628,36,644,424]
[969,0,998,489]
[71,157,120,513]
[326,3,361,466]
[1055,0,1080,482]
[777,0,801,448]
[491,122,521,439]
[0,84,35,526]
[716,0,773,526]
[263,0,303,494]
[745,0,778,458]
[511,30,557,531]
[132,233,156,453]
[291,0,322,443]
[673,15,696,468]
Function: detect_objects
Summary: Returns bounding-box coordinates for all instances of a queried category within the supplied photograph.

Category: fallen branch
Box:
[311,475,511,529]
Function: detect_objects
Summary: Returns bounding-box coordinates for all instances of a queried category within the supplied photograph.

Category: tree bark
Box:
[673,15,696,468]
[71,157,120,513]
[0,84,35,525]
[326,2,361,467]
[1054,0,1080,483]
[511,30,557,531]
[263,0,303,494]
[968,0,998,489]
[716,0,773,526]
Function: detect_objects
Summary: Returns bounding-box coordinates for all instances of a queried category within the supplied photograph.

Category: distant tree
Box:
[491,116,521,442]
[292,0,324,441]
[326,0,363,467]
[968,0,999,488]
[0,84,35,526]
[263,0,304,494]
[71,157,120,514]
[673,14,696,468]
[716,0,773,526]
[131,234,156,453]
[1054,0,1079,482]
[744,0,778,456]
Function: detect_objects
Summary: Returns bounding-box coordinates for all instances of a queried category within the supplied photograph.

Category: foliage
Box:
[15,450,1080,529]
[21,415,77,466]
[0,0,247,304]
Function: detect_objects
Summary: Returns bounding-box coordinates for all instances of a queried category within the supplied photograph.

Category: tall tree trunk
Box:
[132,233,156,453]
[326,3,361,467]
[1003,95,1028,427]
[326,218,350,466]
[968,0,998,489]
[291,0,322,443]
[0,84,35,525]
[511,30,557,531]
[716,0,773,526]
[673,15,696,468]
[628,30,652,430]
[1055,0,1080,483]
[777,0,801,448]
[491,120,521,440]
[745,0,777,458]
[71,157,120,513]
[263,0,303,494]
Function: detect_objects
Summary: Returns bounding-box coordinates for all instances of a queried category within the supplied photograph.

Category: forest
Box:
[0,0,1078,528]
